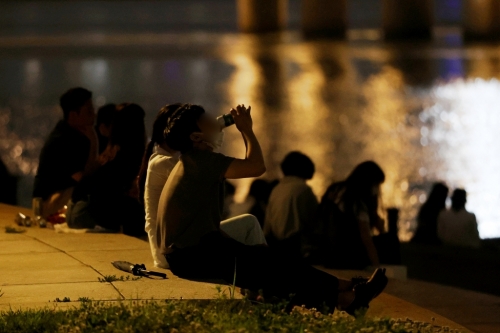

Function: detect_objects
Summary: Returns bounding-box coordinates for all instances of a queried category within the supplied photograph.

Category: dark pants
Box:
[166,232,339,312]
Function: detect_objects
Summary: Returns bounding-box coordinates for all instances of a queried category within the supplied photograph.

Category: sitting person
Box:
[157,103,387,315]
[437,189,481,248]
[95,103,116,154]
[67,103,147,237]
[264,152,318,259]
[318,162,386,269]
[138,104,266,269]
[411,182,449,245]
[33,87,98,218]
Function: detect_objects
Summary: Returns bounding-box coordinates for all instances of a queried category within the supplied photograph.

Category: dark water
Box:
[1,0,499,240]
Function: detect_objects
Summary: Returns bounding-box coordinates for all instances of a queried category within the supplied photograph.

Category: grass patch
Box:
[77,297,91,303]
[5,226,26,234]
[53,297,71,303]
[0,299,462,333]
[97,275,142,283]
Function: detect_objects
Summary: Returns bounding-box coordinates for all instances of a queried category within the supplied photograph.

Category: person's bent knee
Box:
[237,214,260,228]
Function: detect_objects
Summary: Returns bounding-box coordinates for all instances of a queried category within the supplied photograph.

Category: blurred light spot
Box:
[400,180,409,191]
[419,194,427,203]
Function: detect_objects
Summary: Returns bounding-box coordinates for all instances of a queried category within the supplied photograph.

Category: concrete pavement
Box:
[0,203,485,332]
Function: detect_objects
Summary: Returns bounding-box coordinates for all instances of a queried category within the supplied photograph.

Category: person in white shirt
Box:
[138,104,266,269]
[437,189,481,248]
[264,152,318,258]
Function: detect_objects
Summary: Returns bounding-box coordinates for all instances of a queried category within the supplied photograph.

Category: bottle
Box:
[32,197,47,228]
[217,114,235,129]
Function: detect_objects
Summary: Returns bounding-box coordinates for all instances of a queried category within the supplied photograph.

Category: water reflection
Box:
[2,32,500,240]
[421,78,500,239]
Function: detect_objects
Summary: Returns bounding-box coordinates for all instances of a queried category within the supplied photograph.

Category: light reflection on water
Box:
[1,32,500,240]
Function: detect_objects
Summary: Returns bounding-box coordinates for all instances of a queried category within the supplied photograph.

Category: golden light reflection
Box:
[422,78,500,239]
[358,66,422,240]
[220,37,424,241]
[284,42,349,198]
[219,36,267,202]
[4,31,500,239]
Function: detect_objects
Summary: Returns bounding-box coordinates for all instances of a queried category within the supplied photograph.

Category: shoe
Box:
[350,268,386,299]
[350,276,368,290]
[342,268,388,317]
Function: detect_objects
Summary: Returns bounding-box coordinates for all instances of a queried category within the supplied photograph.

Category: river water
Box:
[1,0,499,240]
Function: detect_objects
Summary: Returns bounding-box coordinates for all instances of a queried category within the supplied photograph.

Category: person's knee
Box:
[238,214,260,228]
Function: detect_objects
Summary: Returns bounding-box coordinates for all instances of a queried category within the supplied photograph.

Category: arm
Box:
[224,105,266,179]
[76,143,120,180]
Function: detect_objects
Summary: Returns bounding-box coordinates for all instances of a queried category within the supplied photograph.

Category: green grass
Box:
[5,226,26,234]
[97,275,142,283]
[0,299,462,333]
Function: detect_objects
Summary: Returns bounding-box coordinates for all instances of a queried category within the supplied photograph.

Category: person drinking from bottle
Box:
[139,104,266,269]
[156,103,388,315]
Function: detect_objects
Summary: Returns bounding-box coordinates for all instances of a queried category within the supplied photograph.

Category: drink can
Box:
[217,114,235,128]
[15,212,26,226]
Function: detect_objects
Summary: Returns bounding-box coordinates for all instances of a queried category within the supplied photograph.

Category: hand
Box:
[77,125,98,143]
[231,104,253,134]
[97,144,120,165]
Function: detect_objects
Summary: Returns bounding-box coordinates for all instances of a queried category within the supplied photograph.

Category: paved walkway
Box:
[1,203,492,333]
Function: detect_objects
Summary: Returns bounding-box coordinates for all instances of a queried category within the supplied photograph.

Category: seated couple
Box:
[142,103,388,315]
[33,88,146,235]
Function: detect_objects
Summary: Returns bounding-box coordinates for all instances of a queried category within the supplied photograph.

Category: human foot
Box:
[340,268,388,317]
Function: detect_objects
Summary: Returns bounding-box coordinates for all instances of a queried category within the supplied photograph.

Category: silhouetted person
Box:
[95,103,116,154]
[247,179,277,227]
[67,103,147,237]
[33,87,97,218]
[438,189,480,248]
[411,182,449,245]
[0,157,17,205]
[264,152,318,259]
[318,161,386,269]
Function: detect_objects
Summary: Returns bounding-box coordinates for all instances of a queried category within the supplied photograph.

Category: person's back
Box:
[318,162,387,269]
[437,189,480,248]
[265,177,317,239]
[158,148,233,250]
[143,146,179,266]
[412,182,449,245]
[318,182,370,269]
[264,152,318,258]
